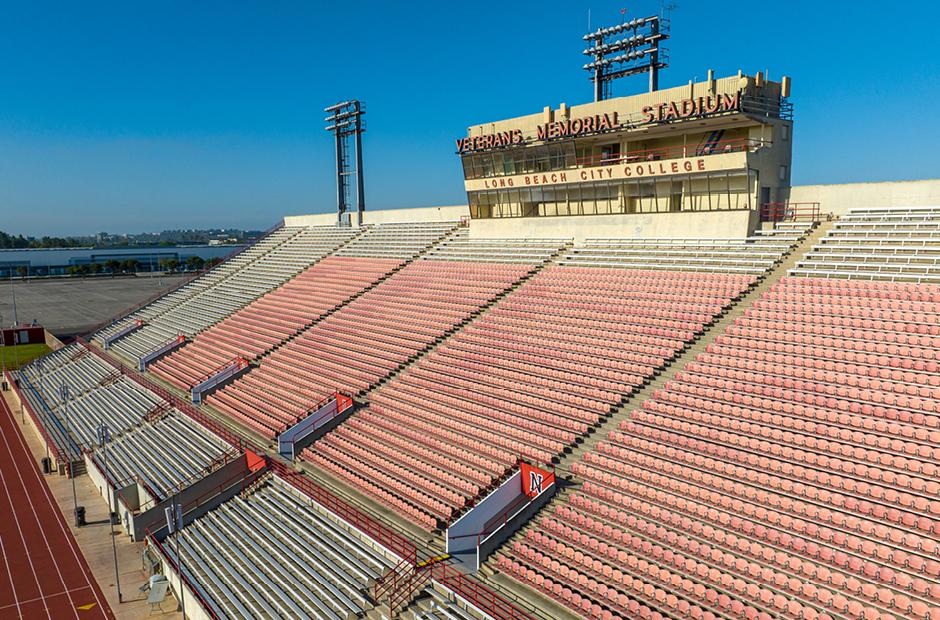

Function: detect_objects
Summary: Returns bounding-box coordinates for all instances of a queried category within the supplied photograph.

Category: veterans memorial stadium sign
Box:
[457,92,741,154]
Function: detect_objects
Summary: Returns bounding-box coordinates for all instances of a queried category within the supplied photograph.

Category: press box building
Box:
[457,70,793,239]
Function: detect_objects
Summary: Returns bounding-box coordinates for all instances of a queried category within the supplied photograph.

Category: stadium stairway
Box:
[478,219,835,617]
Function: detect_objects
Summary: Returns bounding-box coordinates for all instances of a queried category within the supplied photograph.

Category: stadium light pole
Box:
[98,423,122,602]
[59,383,79,525]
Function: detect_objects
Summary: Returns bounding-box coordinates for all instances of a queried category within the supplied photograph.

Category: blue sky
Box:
[1,1,938,236]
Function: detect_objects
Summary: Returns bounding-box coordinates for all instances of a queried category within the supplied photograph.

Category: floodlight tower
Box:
[324,101,366,225]
[582,9,671,101]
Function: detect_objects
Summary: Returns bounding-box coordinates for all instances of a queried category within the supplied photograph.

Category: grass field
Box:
[0,343,51,370]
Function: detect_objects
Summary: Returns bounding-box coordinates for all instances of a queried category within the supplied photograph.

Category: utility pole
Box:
[98,423,122,602]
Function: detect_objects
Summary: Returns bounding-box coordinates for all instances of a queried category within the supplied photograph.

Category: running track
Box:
[0,395,113,619]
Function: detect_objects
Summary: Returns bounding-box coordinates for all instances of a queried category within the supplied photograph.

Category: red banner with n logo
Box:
[520,462,555,498]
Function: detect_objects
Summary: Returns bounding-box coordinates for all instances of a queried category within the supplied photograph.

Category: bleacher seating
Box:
[91,411,232,499]
[306,263,760,530]
[209,257,539,437]
[148,256,402,390]
[496,276,940,620]
[164,476,397,619]
[405,586,485,620]
[96,225,302,345]
[333,221,459,259]
[791,206,940,282]
[102,225,361,363]
[560,227,808,275]
[16,343,166,450]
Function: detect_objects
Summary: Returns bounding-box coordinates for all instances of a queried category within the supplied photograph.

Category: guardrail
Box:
[265,457,418,565]
[576,137,767,167]
[4,370,65,465]
[76,338,249,452]
[430,562,536,620]
[760,201,822,222]
[144,529,222,620]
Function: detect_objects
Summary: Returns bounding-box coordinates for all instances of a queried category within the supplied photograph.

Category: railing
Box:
[371,557,415,604]
[760,201,822,222]
[144,529,223,620]
[265,457,418,565]
[389,566,432,614]
[576,137,766,167]
[429,562,536,620]
[76,338,250,452]
[81,221,284,339]
[4,370,65,465]
[14,371,83,459]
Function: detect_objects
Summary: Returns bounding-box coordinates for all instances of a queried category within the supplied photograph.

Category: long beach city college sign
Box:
[457,92,741,154]
[464,151,745,192]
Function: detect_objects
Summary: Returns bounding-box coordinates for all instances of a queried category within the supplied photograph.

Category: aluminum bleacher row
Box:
[16,343,164,452]
[559,226,809,275]
[96,225,301,344]
[101,225,363,362]
[149,222,459,391]
[302,230,811,531]
[92,410,233,500]
[495,275,940,620]
[205,232,553,437]
[791,206,940,283]
[163,475,398,620]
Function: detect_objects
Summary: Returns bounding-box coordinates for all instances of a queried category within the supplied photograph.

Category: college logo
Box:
[529,471,544,494]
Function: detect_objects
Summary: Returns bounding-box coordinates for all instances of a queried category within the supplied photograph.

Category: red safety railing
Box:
[760,201,822,222]
[188,357,250,391]
[430,563,537,620]
[5,369,65,464]
[265,458,418,564]
[279,391,354,437]
[576,137,766,167]
[76,339,250,452]
[371,557,415,604]
[82,221,284,339]
[389,566,432,613]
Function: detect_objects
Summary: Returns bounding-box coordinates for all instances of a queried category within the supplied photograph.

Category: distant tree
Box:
[204,257,223,270]
[15,266,28,278]
[120,259,139,273]
[66,266,80,276]
[105,259,121,276]
[89,262,103,274]
[185,255,205,272]
[159,258,179,272]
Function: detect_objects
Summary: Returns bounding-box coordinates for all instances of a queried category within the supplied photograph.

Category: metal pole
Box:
[61,384,78,524]
[100,424,122,602]
[354,102,365,222]
[174,495,186,618]
[38,359,48,460]
[9,274,17,327]
[333,117,346,225]
[649,18,660,92]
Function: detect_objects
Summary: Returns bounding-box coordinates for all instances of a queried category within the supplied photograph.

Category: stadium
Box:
[3,7,940,620]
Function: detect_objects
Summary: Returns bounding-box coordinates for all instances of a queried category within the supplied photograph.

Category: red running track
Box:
[0,396,113,619]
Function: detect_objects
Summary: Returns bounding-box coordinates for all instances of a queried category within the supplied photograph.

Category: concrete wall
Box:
[283,205,469,228]
[470,209,754,242]
[788,179,940,216]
